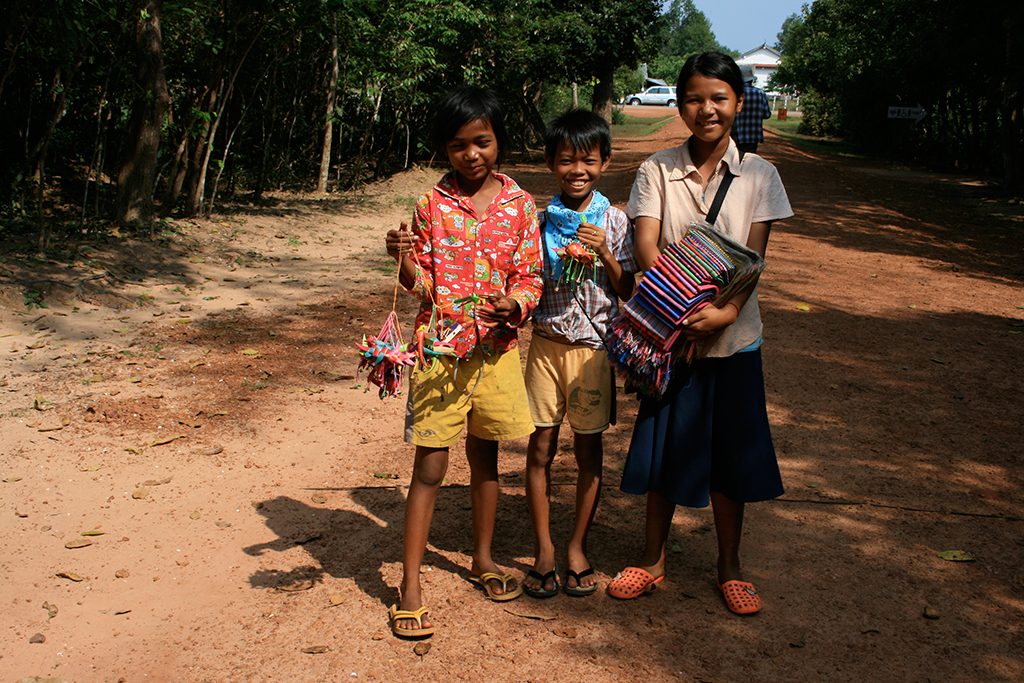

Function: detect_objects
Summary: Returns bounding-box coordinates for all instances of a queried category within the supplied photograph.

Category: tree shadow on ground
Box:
[0,232,200,312]
[229,284,1023,680]
[482,305,1024,681]
[764,302,1023,515]
[765,141,1024,286]
[222,294,1024,681]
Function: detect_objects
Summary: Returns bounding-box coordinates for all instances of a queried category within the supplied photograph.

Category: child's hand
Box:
[681,302,739,339]
[476,295,520,328]
[576,221,610,258]
[385,221,415,261]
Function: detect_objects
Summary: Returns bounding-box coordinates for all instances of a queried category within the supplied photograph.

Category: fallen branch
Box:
[0,273,108,288]
[777,496,1022,521]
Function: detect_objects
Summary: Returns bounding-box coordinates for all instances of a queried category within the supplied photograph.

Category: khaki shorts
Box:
[525,334,614,434]
[404,347,535,448]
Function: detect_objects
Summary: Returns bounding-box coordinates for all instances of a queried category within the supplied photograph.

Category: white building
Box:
[736,44,782,95]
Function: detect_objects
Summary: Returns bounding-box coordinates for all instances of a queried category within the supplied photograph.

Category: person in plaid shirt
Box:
[731,64,772,154]
[521,110,636,599]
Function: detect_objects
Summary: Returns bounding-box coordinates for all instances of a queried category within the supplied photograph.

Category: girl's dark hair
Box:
[543,109,612,161]
[675,51,745,102]
[430,86,508,164]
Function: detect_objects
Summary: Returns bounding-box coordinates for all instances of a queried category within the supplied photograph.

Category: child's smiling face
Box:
[679,74,743,145]
[546,141,610,211]
[446,117,499,186]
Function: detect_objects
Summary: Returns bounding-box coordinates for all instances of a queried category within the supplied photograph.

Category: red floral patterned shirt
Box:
[406,171,543,358]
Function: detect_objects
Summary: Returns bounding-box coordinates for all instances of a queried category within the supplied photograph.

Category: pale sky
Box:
[690,0,812,54]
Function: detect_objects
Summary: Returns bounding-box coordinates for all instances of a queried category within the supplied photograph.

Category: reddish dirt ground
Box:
[1,105,1023,682]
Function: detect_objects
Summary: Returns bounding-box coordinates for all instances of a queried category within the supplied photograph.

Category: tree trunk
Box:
[27,65,73,183]
[1000,12,1023,193]
[27,62,76,250]
[0,22,30,104]
[184,29,261,216]
[521,82,546,145]
[183,86,216,216]
[164,130,189,210]
[349,84,384,182]
[316,15,339,193]
[116,0,171,229]
[82,77,109,224]
[207,108,245,215]
[253,62,278,201]
[185,83,220,216]
[590,65,614,122]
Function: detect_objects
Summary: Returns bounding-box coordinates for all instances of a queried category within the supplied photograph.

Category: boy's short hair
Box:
[544,109,612,161]
[676,52,745,102]
[430,86,508,164]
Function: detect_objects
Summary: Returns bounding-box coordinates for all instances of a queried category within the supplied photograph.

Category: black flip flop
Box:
[522,567,560,599]
[564,567,598,597]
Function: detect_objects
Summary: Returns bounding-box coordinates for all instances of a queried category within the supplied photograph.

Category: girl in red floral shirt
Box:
[384,86,543,638]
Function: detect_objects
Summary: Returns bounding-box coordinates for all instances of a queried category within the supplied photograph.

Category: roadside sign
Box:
[888,105,926,122]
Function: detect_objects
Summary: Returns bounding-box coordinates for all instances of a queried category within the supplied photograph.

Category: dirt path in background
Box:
[2,106,1023,682]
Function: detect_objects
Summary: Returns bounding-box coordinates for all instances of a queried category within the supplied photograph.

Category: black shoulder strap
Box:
[705,151,744,226]
[705,173,733,226]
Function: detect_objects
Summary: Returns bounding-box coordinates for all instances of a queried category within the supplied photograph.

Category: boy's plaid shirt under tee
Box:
[407,171,544,358]
[732,84,772,145]
[531,205,636,349]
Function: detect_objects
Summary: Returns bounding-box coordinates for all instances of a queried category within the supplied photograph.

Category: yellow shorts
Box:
[524,334,614,434]
[404,347,535,448]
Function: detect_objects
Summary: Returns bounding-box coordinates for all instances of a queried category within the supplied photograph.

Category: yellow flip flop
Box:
[467,572,523,602]
[388,604,435,638]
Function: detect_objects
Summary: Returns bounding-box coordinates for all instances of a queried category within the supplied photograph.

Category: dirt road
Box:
[2,106,1022,682]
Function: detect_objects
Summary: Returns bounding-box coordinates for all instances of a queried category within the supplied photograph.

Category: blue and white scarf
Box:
[543,191,610,281]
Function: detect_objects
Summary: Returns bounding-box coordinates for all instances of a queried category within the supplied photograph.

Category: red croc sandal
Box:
[607,566,664,599]
[718,580,762,615]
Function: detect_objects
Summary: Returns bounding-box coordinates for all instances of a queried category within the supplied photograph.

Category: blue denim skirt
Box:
[620,348,783,508]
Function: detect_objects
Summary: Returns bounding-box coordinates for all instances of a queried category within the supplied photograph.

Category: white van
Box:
[624,86,677,107]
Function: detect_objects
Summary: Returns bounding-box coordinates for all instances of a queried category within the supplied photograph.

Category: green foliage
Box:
[774,1,1023,189]
[796,91,843,137]
[648,56,685,85]
[23,289,47,309]
[656,0,729,59]
[0,0,675,233]
[613,66,645,101]
[774,13,805,55]
[537,83,596,124]
[645,0,736,84]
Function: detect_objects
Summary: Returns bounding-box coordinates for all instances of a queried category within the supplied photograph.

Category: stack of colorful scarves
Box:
[606,224,765,396]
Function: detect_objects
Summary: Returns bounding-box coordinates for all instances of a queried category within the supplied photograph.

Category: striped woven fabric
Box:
[606,224,765,396]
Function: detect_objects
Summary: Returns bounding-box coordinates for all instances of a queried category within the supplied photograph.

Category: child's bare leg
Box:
[525,425,559,591]
[636,489,674,577]
[465,433,514,594]
[566,431,603,590]
[710,491,745,584]
[397,445,450,631]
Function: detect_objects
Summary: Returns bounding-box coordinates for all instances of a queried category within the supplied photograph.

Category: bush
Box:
[798,90,843,137]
